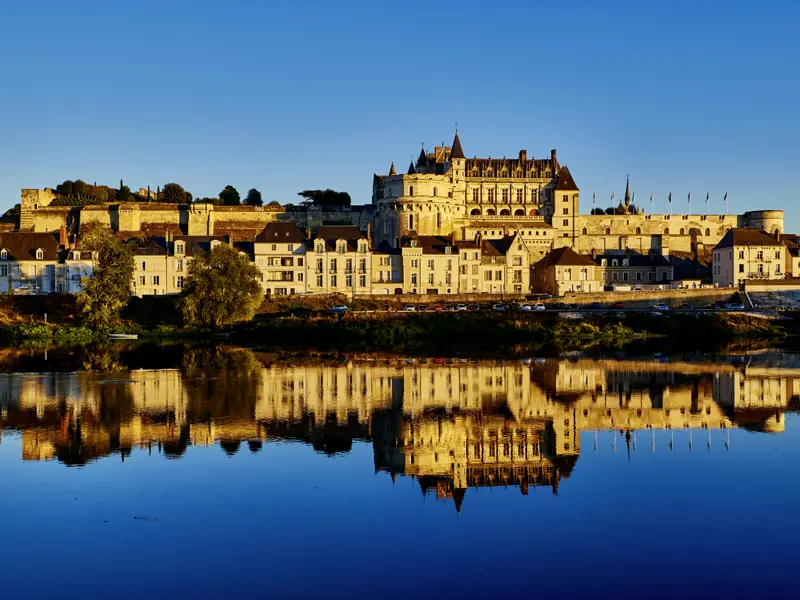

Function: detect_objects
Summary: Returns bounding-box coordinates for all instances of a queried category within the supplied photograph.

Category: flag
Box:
[688,191,691,201]
[593,192,596,204]
[706,192,709,203]
[650,191,654,202]
[611,191,615,201]
[724,191,728,201]
[668,192,672,204]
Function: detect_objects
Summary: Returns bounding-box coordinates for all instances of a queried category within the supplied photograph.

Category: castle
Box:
[372,132,783,260]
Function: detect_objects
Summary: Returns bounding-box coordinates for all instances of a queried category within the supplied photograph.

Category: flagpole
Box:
[706,192,710,215]
[724,191,728,214]
[688,191,691,214]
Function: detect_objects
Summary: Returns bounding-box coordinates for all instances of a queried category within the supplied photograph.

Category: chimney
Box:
[367,222,372,245]
[449,231,455,246]
[519,150,527,163]
[591,247,598,259]
[58,225,67,248]
[550,149,557,169]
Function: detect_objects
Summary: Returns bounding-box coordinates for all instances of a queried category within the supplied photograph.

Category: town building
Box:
[594,251,674,287]
[253,222,307,296]
[371,242,403,295]
[400,235,460,295]
[304,226,372,296]
[532,246,602,296]
[712,228,783,288]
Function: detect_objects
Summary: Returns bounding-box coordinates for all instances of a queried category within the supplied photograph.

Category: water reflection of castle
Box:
[1,356,797,510]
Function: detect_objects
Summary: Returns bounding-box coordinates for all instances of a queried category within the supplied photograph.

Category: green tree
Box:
[73,180,88,197]
[77,230,135,329]
[297,189,351,207]
[161,183,192,203]
[57,180,74,196]
[219,185,241,206]
[118,180,131,203]
[244,188,263,206]
[179,243,262,329]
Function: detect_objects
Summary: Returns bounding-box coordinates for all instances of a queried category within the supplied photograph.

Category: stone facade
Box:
[712,228,784,287]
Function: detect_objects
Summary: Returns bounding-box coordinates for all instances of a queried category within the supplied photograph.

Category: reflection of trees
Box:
[182,346,260,422]
[163,424,191,459]
[80,344,125,372]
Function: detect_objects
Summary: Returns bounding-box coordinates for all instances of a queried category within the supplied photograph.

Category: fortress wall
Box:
[79,206,113,230]
[20,189,57,231]
[31,207,70,233]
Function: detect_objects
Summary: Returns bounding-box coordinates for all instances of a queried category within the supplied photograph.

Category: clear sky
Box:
[1,1,798,229]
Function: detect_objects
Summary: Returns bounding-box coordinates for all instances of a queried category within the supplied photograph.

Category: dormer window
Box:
[176,243,184,254]
[338,242,346,254]
[316,242,324,253]
[622,259,629,267]
[612,259,618,266]
[35,249,44,260]
[358,241,367,254]
[445,246,451,255]
[410,239,417,248]
[0,249,6,259]
[210,240,221,250]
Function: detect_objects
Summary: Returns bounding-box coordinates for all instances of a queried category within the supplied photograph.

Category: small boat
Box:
[108,333,138,340]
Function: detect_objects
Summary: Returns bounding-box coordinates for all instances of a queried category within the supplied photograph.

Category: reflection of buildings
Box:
[1,356,798,510]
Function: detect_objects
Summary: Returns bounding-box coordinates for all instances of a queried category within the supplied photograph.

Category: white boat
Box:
[108,333,139,340]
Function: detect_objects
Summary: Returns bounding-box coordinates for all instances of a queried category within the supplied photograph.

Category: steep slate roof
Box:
[450,132,465,159]
[407,161,416,175]
[0,232,60,261]
[554,166,579,191]
[314,225,367,251]
[233,241,254,260]
[534,246,595,269]
[374,240,401,255]
[132,237,168,256]
[714,228,781,249]
[254,222,306,243]
[174,235,229,255]
[594,252,671,267]
[401,235,455,254]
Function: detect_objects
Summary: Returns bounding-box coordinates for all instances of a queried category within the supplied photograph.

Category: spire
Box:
[450,130,465,159]
[417,145,427,167]
[624,175,631,206]
[389,162,397,176]
[407,161,416,175]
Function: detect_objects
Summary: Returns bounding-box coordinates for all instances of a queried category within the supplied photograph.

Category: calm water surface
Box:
[1,347,800,599]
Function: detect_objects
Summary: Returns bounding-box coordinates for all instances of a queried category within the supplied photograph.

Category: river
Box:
[1,345,799,598]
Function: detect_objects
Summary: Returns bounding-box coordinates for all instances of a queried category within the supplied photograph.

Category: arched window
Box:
[582,228,587,235]
[605,228,611,235]
[705,228,710,236]
[679,228,685,235]
[500,209,510,216]
[514,209,524,216]
[409,186,414,196]
[0,249,6,259]
[635,227,641,235]
[35,249,43,260]
[664,228,669,235]
[409,214,414,230]
[529,209,538,216]
[470,208,480,216]
[486,209,496,216]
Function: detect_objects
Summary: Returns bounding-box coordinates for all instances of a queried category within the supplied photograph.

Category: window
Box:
[35,249,43,260]
[139,276,145,285]
[680,228,685,235]
[612,259,618,266]
[472,189,479,202]
[563,208,569,215]
[484,271,492,281]
[331,275,337,287]
[739,264,744,273]
[612,272,618,281]
[316,274,323,287]
[433,187,438,196]
[563,219,569,226]
[636,272,642,281]
[606,228,611,235]
[487,189,495,202]
[409,186,414,196]
[648,272,654,281]
[330,258,337,272]
[141,261,146,271]
[316,242,324,253]
[756,250,763,260]
[516,189,522,202]
[176,276,184,288]
[316,258,323,273]
[152,276,160,285]
[271,244,277,251]
[176,259,183,272]
[496,270,502,281]
[175,243,184,254]
[427,259,434,269]
[298,258,304,267]
[411,273,417,285]
[338,242,346,254]
[359,275,366,287]
[298,273,304,282]
[623,272,629,281]
[582,228,587,235]
[428,273,434,285]
[346,275,353,287]
[738,250,745,259]
[287,244,293,251]
[359,258,367,273]
[346,258,353,273]
[776,251,781,259]
[502,189,509,202]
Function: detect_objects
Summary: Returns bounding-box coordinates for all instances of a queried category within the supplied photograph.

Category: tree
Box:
[73,180,88,197]
[118,180,131,203]
[179,243,262,329]
[297,189,351,207]
[161,183,192,204]
[219,185,241,206]
[590,208,604,215]
[57,180,74,196]
[244,188,263,206]
[605,207,616,215]
[267,200,282,208]
[77,230,135,329]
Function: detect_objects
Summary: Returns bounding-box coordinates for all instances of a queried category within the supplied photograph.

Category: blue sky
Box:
[1,1,798,228]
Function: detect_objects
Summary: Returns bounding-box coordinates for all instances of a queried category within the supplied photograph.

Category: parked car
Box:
[493,304,509,312]
[443,304,455,311]
[329,305,348,314]
[713,300,728,310]
[403,304,416,312]
[455,304,468,311]
[533,303,546,311]
[550,302,568,310]
[726,302,746,310]
[518,304,533,311]
[433,305,444,311]
[610,302,625,309]
[653,303,670,311]
[468,304,481,312]
[417,304,429,312]
[567,303,580,310]
[679,303,694,310]
[589,302,604,309]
